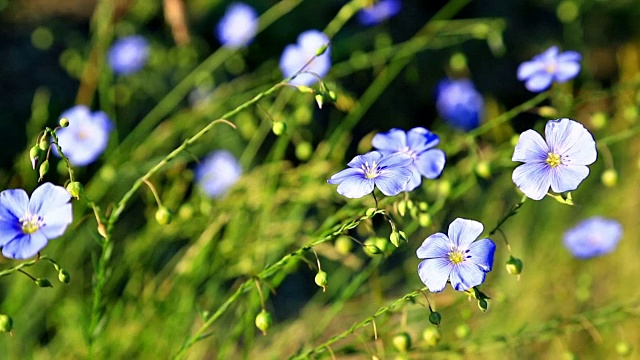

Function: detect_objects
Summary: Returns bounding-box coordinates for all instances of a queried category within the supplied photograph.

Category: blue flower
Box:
[0,183,73,259]
[327,151,413,199]
[435,78,484,131]
[216,3,258,48]
[372,127,446,191]
[357,0,401,26]
[517,46,581,92]
[195,150,242,198]
[512,118,597,201]
[417,218,495,292]
[107,35,150,75]
[54,105,113,166]
[279,30,331,86]
[563,217,622,259]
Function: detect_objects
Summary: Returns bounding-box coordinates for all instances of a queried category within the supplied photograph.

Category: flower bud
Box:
[455,324,470,339]
[59,117,70,127]
[537,106,558,118]
[418,213,432,227]
[616,341,632,357]
[295,141,313,161]
[365,207,377,217]
[271,121,286,136]
[296,85,315,94]
[314,94,324,109]
[327,90,337,102]
[29,145,42,170]
[314,270,328,291]
[155,207,173,225]
[0,314,12,333]
[35,278,53,288]
[66,181,83,200]
[97,223,108,238]
[38,135,49,151]
[428,311,442,326]
[422,327,441,348]
[38,160,50,181]
[505,256,523,275]
[601,169,618,188]
[334,235,353,255]
[478,298,489,312]
[389,231,401,247]
[396,200,407,217]
[58,269,71,284]
[475,161,491,179]
[255,310,273,335]
[315,42,329,56]
[392,332,412,353]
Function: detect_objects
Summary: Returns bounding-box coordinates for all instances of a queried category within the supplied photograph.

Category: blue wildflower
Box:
[279,30,331,86]
[357,0,401,26]
[107,35,150,75]
[195,150,243,198]
[512,118,597,201]
[372,127,446,191]
[327,151,413,199]
[417,218,495,292]
[0,183,73,259]
[563,217,622,259]
[216,3,258,48]
[517,46,581,92]
[435,78,484,131]
[54,105,113,166]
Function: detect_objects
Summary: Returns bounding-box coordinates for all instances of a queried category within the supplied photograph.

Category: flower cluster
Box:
[0,183,73,260]
[216,3,258,48]
[54,105,113,166]
[108,35,150,75]
[279,30,331,86]
[328,128,445,198]
[517,46,581,92]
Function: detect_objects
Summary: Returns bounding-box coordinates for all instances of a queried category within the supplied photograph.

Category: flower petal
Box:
[554,61,580,82]
[415,149,445,179]
[376,152,413,169]
[545,119,596,166]
[447,218,483,250]
[466,238,496,272]
[416,232,450,259]
[512,162,552,200]
[557,50,581,63]
[0,189,28,221]
[549,164,590,193]
[517,60,545,80]
[512,129,549,163]
[347,151,383,168]
[2,232,48,260]
[371,129,406,151]
[375,167,412,196]
[449,262,487,291]
[336,177,375,198]
[406,127,439,153]
[525,73,553,92]
[327,168,364,184]
[403,165,422,192]
[418,258,452,293]
[28,183,71,216]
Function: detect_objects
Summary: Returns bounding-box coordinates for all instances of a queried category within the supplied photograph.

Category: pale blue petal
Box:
[554,61,580,82]
[557,51,581,63]
[403,166,422,192]
[2,232,48,259]
[416,232,451,259]
[538,46,559,60]
[336,177,374,198]
[327,168,364,184]
[512,129,549,163]
[406,127,439,153]
[512,162,552,200]
[375,167,412,196]
[347,151,383,168]
[549,164,590,193]
[377,152,413,169]
[415,149,445,179]
[563,217,622,258]
[418,258,452,293]
[466,238,496,271]
[0,189,28,221]
[450,262,486,291]
[545,119,596,166]
[525,73,553,92]
[517,60,545,80]
[372,129,406,151]
[28,183,71,216]
[0,220,21,247]
[448,218,483,249]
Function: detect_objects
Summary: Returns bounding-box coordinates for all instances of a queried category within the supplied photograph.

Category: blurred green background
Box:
[0,0,639,358]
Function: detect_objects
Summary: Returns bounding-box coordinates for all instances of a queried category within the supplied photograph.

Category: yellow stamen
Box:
[546,152,561,167]
[448,249,465,264]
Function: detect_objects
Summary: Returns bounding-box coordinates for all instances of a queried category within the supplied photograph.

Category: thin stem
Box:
[142,179,163,208]
[488,196,527,236]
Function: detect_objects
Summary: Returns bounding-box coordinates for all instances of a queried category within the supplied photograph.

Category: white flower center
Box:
[546,152,562,167]
[448,248,467,264]
[20,212,44,234]
[361,160,381,179]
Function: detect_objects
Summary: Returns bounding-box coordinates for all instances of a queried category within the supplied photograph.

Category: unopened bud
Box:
[334,236,353,255]
[38,160,50,181]
[428,311,442,326]
[418,213,432,227]
[475,161,491,179]
[314,94,324,109]
[601,169,618,188]
[272,121,286,136]
[616,341,632,357]
[505,256,523,275]
[59,117,70,127]
[66,181,83,199]
[155,207,173,225]
[478,298,489,312]
[38,136,49,151]
[29,145,41,170]
[58,269,71,284]
[537,106,558,118]
[315,42,329,56]
[422,327,441,348]
[296,85,315,94]
[389,231,401,247]
[314,270,328,291]
[455,324,470,339]
[35,278,53,288]
[255,310,273,335]
[392,332,412,353]
[0,314,12,333]
[365,207,377,217]
[97,223,108,238]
